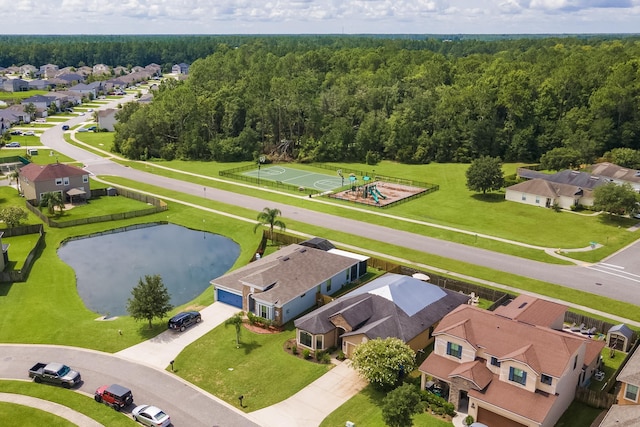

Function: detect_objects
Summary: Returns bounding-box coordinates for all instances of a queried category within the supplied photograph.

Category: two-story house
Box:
[171,63,190,75]
[19,162,91,204]
[420,297,604,427]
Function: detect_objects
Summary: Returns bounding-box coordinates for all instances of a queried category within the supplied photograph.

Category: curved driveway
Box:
[39,100,640,306]
[0,344,260,427]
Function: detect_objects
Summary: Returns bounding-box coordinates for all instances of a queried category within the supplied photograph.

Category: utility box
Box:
[27,148,38,155]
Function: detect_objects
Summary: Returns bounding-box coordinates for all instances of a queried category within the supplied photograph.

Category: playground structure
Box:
[330,178,427,207]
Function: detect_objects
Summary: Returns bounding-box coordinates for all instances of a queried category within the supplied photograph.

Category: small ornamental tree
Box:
[351,337,416,390]
[126,274,173,329]
[225,312,244,348]
[594,182,640,216]
[465,156,504,195]
[0,206,28,228]
[381,383,425,427]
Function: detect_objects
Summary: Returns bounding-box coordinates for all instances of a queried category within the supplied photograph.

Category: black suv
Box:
[168,311,201,332]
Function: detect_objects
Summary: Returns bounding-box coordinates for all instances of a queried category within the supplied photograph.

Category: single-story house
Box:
[419,297,605,427]
[589,162,640,192]
[505,178,595,209]
[210,243,368,327]
[294,273,469,357]
[19,162,90,204]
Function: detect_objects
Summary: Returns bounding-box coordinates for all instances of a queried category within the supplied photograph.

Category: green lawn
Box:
[74,131,115,152]
[40,193,152,221]
[174,321,332,411]
[555,400,604,427]
[0,90,48,101]
[319,384,453,427]
[0,402,75,427]
[0,187,260,352]
[0,381,137,427]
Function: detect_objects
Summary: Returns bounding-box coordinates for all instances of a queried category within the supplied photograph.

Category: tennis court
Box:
[243,166,344,191]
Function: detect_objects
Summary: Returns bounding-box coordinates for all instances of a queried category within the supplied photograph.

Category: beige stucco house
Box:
[505,179,595,210]
[294,273,468,357]
[419,296,605,427]
[19,163,90,204]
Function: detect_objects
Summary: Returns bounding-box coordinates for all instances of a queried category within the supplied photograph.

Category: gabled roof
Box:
[590,162,640,184]
[517,168,607,190]
[599,405,640,427]
[211,244,359,307]
[432,305,586,377]
[609,323,634,339]
[295,273,468,343]
[20,163,86,182]
[617,345,640,386]
[506,178,593,199]
[469,374,557,424]
[493,294,567,328]
[449,360,494,390]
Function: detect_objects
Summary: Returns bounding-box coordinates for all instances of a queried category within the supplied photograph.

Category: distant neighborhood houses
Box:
[505,163,640,210]
[0,61,183,95]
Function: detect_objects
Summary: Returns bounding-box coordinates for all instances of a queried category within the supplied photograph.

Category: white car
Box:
[87,108,94,112]
[132,405,171,427]
[23,131,36,136]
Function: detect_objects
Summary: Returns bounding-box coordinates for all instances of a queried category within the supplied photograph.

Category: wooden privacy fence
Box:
[574,388,615,409]
[0,224,45,283]
[24,186,167,228]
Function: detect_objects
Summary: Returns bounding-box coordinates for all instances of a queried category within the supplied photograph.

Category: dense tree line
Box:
[109,36,640,165]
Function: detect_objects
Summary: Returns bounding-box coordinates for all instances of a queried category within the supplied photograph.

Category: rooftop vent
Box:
[518,302,528,309]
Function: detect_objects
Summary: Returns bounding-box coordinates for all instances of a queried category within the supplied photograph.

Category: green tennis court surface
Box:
[243,166,344,191]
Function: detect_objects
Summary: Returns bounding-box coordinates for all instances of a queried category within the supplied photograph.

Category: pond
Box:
[58,223,240,316]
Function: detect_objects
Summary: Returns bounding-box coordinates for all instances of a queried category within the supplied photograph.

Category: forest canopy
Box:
[8,35,635,165]
[111,36,640,164]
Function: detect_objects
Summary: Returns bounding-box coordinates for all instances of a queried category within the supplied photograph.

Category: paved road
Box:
[0,345,260,427]
[38,106,640,307]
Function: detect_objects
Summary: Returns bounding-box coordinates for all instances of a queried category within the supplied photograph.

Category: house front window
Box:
[55,178,63,185]
[326,279,332,292]
[258,304,271,320]
[535,196,540,204]
[299,331,312,348]
[446,342,462,359]
[83,175,89,183]
[625,384,639,402]
[63,177,69,185]
[509,367,527,386]
[541,374,553,386]
[315,335,324,350]
[490,357,501,367]
[521,194,526,201]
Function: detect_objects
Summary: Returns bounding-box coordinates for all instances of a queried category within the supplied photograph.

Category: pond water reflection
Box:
[58,223,240,316]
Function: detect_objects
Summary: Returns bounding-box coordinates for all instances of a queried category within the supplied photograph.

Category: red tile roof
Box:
[434,305,584,377]
[469,374,557,424]
[20,163,86,182]
[493,295,567,328]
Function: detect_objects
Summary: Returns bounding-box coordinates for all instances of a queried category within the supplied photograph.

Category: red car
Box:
[94,384,134,410]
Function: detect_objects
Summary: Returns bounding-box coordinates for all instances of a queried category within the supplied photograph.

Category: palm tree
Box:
[40,191,65,215]
[253,207,286,242]
[224,312,244,348]
[9,169,21,194]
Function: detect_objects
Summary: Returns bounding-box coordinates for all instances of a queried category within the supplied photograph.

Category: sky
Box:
[1,0,640,35]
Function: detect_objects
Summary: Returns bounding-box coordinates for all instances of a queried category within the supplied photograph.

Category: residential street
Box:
[0,344,261,427]
[38,113,640,306]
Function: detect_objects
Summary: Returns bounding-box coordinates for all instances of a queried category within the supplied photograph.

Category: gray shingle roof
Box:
[295,273,468,342]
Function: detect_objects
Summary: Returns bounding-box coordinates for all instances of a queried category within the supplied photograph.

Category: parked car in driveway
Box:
[10,130,21,135]
[23,131,35,136]
[87,126,97,131]
[77,128,89,132]
[168,311,201,332]
[62,125,70,131]
[132,404,171,427]
[5,142,21,147]
[95,384,134,410]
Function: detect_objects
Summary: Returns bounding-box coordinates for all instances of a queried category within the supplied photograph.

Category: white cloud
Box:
[0,0,638,34]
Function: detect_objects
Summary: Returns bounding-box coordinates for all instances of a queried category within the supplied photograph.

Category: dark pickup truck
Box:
[28,362,82,388]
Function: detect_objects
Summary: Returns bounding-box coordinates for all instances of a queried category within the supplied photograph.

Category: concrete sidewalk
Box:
[0,392,104,427]
[115,302,239,369]
[249,359,367,427]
